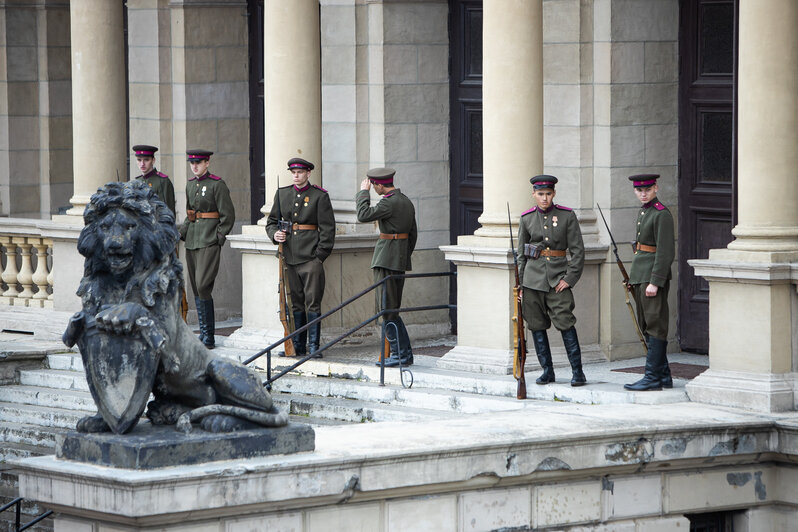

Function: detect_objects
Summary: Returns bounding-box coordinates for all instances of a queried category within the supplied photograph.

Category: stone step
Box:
[0,385,95,412]
[46,353,83,372]
[0,422,61,449]
[0,441,54,464]
[271,374,526,414]
[272,393,447,423]
[18,368,89,392]
[0,402,84,430]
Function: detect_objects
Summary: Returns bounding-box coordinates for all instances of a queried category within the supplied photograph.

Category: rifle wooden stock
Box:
[277,243,296,356]
[512,285,527,400]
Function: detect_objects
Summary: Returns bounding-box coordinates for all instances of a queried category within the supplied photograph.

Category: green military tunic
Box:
[517,204,585,331]
[629,197,674,340]
[356,188,417,321]
[136,169,175,215]
[266,183,336,314]
[179,173,235,299]
[266,183,336,265]
[356,188,417,271]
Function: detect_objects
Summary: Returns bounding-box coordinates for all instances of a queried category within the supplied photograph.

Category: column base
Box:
[686,369,795,413]
[437,345,515,375]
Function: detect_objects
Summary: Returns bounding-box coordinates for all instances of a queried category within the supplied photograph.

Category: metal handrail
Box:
[0,497,53,532]
[245,271,455,388]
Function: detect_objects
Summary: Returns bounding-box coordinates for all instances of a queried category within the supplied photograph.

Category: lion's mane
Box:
[76,181,183,310]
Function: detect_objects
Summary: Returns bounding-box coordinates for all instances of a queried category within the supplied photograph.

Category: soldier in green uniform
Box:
[178,149,235,349]
[623,174,675,391]
[517,175,586,386]
[266,158,336,358]
[356,168,417,367]
[132,145,175,214]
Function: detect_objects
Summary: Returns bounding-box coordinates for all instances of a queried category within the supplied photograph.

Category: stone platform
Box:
[56,421,315,469]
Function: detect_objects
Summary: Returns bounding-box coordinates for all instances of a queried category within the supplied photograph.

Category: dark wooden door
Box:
[248,0,265,224]
[449,0,483,332]
[449,0,483,243]
[677,0,737,353]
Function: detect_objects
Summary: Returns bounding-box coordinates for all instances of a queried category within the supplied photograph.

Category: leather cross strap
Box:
[635,243,657,253]
[186,210,219,222]
[380,233,409,240]
[292,224,318,231]
[540,249,567,257]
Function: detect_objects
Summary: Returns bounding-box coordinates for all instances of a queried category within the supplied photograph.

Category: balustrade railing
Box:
[0,222,55,308]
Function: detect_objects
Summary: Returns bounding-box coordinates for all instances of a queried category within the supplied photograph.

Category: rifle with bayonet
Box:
[596,204,647,354]
[508,204,527,400]
[276,175,296,356]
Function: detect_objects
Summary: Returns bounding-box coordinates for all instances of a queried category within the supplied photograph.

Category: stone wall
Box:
[0,1,72,219]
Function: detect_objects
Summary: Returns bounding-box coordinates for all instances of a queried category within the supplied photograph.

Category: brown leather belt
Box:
[380,233,409,240]
[540,249,567,257]
[186,210,219,222]
[635,243,657,253]
[292,224,318,231]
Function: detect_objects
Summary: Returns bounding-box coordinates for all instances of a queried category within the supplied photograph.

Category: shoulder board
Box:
[207,173,221,181]
[188,176,198,181]
[653,202,665,211]
[521,206,537,216]
[156,171,169,179]
[312,184,328,193]
[555,204,572,211]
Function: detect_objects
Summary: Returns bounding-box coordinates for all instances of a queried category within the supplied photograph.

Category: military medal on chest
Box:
[552,215,558,227]
[304,197,310,207]
[201,185,207,197]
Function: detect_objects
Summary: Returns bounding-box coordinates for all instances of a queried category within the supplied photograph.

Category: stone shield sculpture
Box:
[63,181,288,435]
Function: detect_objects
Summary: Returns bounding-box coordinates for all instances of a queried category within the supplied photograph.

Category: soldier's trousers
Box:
[286,258,325,314]
[374,267,405,322]
[522,285,576,332]
[186,244,221,300]
[632,280,670,341]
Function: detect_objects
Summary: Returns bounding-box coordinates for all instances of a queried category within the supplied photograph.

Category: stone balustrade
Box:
[0,220,55,308]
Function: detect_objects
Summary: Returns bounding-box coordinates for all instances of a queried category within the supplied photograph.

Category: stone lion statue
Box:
[63,181,287,434]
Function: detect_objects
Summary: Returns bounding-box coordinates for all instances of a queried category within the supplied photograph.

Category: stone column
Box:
[438,0,544,374]
[473,0,543,239]
[262,0,322,214]
[688,0,798,412]
[64,0,127,216]
[229,0,324,351]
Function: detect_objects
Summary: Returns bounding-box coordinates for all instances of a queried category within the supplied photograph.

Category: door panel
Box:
[678,0,737,353]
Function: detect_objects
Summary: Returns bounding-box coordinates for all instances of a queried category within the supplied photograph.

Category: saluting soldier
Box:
[178,149,235,349]
[132,145,175,214]
[266,158,336,358]
[517,175,586,386]
[356,168,417,367]
[623,174,675,391]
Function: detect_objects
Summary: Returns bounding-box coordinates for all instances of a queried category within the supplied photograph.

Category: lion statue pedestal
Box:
[59,181,313,466]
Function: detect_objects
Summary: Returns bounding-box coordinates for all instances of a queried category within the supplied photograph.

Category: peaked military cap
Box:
[287,157,314,171]
[629,174,660,187]
[530,174,558,189]
[367,167,395,184]
[132,145,158,157]
[186,149,213,161]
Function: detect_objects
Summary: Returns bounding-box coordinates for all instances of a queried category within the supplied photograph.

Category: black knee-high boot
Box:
[561,327,586,387]
[531,330,555,385]
[624,337,667,391]
[307,311,321,358]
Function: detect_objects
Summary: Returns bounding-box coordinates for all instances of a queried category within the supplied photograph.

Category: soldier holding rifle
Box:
[623,174,675,391]
[517,175,586,386]
[266,158,335,358]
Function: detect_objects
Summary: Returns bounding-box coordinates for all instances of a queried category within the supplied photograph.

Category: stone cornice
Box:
[689,258,798,285]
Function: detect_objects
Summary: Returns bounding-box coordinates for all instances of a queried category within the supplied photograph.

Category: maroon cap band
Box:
[369,177,394,184]
[534,181,555,186]
[135,150,155,156]
[633,179,657,187]
[289,163,311,170]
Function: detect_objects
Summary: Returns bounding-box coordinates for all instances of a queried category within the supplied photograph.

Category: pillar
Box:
[438,0,544,374]
[688,0,798,412]
[262,0,322,215]
[64,0,127,216]
[228,0,324,351]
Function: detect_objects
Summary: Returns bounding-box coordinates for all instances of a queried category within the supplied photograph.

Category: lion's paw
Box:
[76,413,110,433]
[200,414,260,433]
